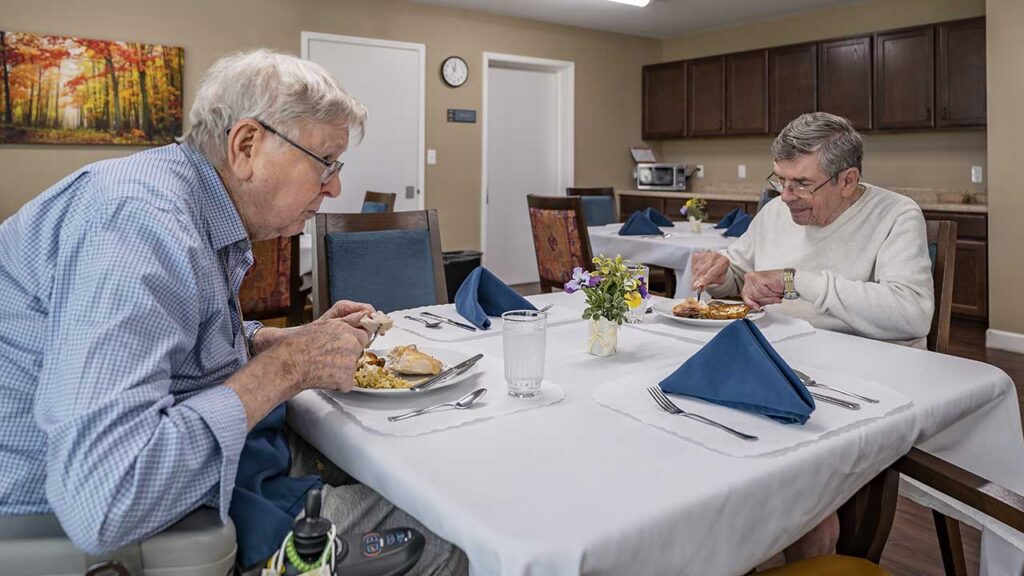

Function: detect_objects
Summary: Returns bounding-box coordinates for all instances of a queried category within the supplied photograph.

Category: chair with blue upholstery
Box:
[361,191,397,213]
[566,187,617,226]
[312,210,447,315]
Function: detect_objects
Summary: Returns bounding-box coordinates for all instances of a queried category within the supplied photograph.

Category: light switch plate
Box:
[738,164,747,179]
[427,149,437,165]
[971,165,983,183]
[695,165,704,179]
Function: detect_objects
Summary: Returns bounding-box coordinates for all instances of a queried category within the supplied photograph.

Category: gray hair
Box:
[180,49,367,168]
[771,112,863,179]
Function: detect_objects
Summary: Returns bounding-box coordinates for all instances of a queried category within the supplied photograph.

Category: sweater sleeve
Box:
[706,215,761,298]
[793,207,934,341]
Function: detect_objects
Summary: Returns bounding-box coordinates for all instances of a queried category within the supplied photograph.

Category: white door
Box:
[483,55,574,285]
[302,32,424,213]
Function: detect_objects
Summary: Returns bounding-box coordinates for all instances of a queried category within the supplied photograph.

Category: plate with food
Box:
[352,345,480,395]
[652,297,765,326]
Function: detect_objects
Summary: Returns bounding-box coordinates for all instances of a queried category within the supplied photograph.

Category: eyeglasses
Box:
[766,168,850,197]
[228,121,343,184]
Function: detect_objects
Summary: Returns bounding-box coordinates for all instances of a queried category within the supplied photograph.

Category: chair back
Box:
[361,191,397,213]
[313,210,447,316]
[526,194,594,293]
[757,187,780,213]
[926,220,957,354]
[566,187,617,225]
[238,235,304,326]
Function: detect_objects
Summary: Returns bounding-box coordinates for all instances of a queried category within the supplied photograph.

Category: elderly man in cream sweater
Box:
[692,112,934,348]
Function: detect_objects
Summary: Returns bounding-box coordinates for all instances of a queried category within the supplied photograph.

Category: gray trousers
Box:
[244,431,469,575]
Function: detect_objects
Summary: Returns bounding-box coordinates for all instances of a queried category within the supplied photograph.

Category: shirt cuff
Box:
[179,385,248,523]
[243,320,263,342]
[794,270,827,307]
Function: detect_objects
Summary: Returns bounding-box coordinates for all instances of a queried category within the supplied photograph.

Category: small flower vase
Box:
[688,215,703,234]
[587,317,619,357]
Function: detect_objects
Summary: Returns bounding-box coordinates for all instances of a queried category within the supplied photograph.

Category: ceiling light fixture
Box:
[604,0,652,7]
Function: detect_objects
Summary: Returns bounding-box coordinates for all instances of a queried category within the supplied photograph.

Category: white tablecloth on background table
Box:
[287,292,1024,575]
[588,223,735,298]
[392,301,583,342]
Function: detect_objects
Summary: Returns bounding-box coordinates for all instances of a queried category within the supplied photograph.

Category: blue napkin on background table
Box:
[619,211,664,236]
[659,319,815,424]
[714,207,743,229]
[723,212,753,237]
[455,266,536,329]
[642,207,674,227]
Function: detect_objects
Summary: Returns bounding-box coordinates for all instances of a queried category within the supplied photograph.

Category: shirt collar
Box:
[177,142,250,252]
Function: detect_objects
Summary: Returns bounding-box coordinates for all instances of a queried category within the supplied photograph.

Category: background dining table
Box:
[287,292,1024,575]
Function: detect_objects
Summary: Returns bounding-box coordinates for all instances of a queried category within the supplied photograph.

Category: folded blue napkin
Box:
[619,211,663,236]
[714,207,743,229]
[455,266,537,329]
[642,207,674,227]
[723,212,752,237]
[659,319,815,424]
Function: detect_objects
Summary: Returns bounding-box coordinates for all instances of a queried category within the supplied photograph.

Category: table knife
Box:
[420,311,478,332]
[411,353,484,392]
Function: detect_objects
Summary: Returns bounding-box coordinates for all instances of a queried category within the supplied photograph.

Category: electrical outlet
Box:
[427,149,437,165]
[738,164,747,179]
[695,165,704,179]
[971,165,983,184]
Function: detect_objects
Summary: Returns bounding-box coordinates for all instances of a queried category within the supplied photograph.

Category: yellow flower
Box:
[625,291,642,309]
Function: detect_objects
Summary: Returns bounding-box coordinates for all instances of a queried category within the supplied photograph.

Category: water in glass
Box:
[502,310,547,398]
[625,263,650,324]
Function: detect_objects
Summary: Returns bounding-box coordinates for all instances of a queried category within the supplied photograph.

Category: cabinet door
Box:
[874,27,935,129]
[951,239,988,319]
[770,43,817,133]
[618,196,663,221]
[818,37,873,129]
[687,56,726,136]
[937,17,986,127]
[643,61,687,139]
[726,50,769,135]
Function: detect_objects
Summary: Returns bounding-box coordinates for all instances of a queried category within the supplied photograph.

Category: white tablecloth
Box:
[392,302,583,342]
[587,223,735,298]
[287,292,1024,575]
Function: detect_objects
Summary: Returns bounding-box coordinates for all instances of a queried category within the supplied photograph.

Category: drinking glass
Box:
[501,310,547,398]
[625,264,650,324]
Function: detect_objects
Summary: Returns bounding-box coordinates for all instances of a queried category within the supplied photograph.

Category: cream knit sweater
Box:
[708,183,934,347]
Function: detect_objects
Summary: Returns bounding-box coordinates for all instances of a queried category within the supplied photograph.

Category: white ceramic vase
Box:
[688,215,703,234]
[587,317,619,357]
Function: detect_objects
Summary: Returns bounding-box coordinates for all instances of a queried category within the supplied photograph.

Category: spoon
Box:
[387,388,488,422]
[405,315,442,328]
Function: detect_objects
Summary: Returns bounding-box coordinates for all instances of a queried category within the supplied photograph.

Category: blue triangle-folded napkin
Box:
[619,211,664,236]
[642,207,675,227]
[455,266,536,329]
[658,319,815,424]
[723,212,752,237]
[714,207,743,229]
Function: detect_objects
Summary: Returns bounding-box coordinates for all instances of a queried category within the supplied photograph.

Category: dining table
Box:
[286,291,1024,575]
[587,223,735,298]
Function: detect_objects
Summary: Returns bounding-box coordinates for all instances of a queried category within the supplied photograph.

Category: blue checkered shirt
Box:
[0,143,259,553]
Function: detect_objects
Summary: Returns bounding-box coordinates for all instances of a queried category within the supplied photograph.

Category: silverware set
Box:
[792,369,879,404]
[405,305,553,333]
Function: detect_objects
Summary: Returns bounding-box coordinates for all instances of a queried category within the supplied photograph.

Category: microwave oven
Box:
[634,163,689,191]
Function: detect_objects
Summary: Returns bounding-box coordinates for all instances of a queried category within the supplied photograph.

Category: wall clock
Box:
[441,56,468,88]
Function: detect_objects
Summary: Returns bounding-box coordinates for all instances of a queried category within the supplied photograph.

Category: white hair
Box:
[180,49,367,167]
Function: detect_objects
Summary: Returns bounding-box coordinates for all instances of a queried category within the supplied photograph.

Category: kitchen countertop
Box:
[617,189,988,214]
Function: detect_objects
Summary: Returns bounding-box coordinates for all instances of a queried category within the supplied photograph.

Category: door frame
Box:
[480,52,574,269]
[301,31,426,211]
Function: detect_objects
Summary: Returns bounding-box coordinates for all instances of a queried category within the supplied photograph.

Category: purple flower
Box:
[679,205,688,216]
[564,267,592,294]
[637,277,649,299]
[585,274,602,287]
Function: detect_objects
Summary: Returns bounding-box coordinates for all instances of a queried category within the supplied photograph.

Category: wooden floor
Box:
[514,284,1022,575]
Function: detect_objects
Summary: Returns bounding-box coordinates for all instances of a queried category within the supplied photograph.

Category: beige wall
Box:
[986,0,1024,337]
[0,0,660,250]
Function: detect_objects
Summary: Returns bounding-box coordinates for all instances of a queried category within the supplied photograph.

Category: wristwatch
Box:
[783,268,800,300]
[246,324,263,358]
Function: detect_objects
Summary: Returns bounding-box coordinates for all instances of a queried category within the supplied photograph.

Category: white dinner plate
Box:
[351,347,480,396]
[651,299,765,326]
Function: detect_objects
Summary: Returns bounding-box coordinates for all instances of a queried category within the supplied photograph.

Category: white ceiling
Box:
[407,0,868,39]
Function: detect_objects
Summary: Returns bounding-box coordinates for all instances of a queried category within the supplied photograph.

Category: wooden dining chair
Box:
[361,190,397,213]
[312,210,447,316]
[526,194,594,293]
[238,235,304,326]
[927,220,958,355]
[566,187,618,226]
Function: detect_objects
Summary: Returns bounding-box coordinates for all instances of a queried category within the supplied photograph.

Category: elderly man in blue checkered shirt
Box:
[0,50,467,574]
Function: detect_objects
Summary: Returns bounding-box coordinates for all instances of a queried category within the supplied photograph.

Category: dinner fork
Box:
[647,387,758,441]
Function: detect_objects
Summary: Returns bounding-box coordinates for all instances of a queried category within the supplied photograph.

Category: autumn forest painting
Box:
[0,31,183,145]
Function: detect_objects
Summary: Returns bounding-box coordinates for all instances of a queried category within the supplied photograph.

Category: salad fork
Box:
[647,387,758,441]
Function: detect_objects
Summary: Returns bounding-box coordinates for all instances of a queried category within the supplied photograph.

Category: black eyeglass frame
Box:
[765,167,854,197]
[226,120,343,184]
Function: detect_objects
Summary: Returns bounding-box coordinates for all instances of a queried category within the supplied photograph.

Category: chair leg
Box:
[932,511,969,576]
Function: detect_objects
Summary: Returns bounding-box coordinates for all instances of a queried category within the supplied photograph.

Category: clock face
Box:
[442,56,468,88]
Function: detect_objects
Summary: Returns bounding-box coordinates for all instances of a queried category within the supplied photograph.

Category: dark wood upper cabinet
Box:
[687,56,726,136]
[937,17,987,127]
[726,50,769,135]
[642,61,687,139]
[818,36,873,129]
[874,27,935,129]
[770,43,817,133]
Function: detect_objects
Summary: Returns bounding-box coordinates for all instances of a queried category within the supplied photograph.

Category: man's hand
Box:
[276,318,370,393]
[690,251,731,291]
[741,270,786,310]
[315,299,375,330]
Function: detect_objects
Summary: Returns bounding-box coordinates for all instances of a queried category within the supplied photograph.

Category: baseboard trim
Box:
[986,328,1024,354]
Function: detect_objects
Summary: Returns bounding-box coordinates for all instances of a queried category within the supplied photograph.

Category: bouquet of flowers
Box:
[680,197,707,221]
[564,255,648,325]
